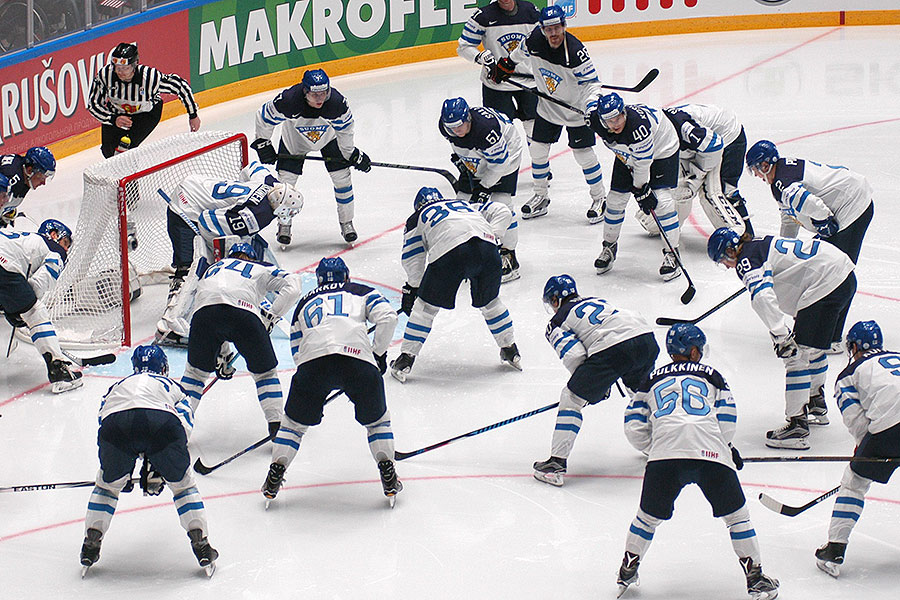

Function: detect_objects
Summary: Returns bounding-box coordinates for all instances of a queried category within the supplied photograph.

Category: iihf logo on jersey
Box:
[498,32,525,54]
[296,125,327,143]
[539,68,563,94]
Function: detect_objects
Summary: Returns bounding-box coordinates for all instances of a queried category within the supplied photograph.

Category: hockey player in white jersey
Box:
[180,243,300,439]
[80,345,218,578]
[489,5,607,223]
[814,320,900,578]
[252,68,371,245]
[0,219,82,393]
[262,257,402,507]
[439,97,523,282]
[390,187,520,383]
[618,324,779,600]
[707,228,857,449]
[587,93,684,281]
[534,274,658,487]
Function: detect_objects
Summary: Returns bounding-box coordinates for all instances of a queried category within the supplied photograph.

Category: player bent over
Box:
[439,97,523,282]
[180,243,301,438]
[534,274,658,486]
[390,187,521,383]
[815,320,900,577]
[0,219,81,393]
[262,257,402,507]
[707,228,856,449]
[617,324,778,599]
[80,345,218,577]
[0,146,56,228]
[252,68,371,245]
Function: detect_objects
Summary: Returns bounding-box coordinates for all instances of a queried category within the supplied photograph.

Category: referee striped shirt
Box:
[88,64,199,126]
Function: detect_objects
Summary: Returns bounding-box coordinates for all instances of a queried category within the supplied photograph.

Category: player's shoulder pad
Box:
[564,33,589,64]
[549,296,582,329]
[405,211,421,232]
[624,106,654,135]
[524,26,546,52]
[772,157,805,192]
[319,89,349,120]
[273,84,307,115]
[40,236,68,264]
[344,281,375,297]
[735,236,772,279]
[837,349,894,380]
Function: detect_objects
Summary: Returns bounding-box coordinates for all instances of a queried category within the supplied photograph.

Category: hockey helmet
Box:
[846,320,883,354]
[132,344,168,376]
[38,219,72,245]
[24,146,56,177]
[746,140,779,171]
[111,42,139,66]
[316,257,349,285]
[228,242,258,261]
[539,4,566,28]
[542,274,578,311]
[441,98,471,130]
[414,187,443,211]
[706,227,741,263]
[666,323,707,358]
[301,69,331,100]
[597,93,625,125]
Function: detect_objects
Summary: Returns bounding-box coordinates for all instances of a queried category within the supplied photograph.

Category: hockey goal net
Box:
[42,131,248,349]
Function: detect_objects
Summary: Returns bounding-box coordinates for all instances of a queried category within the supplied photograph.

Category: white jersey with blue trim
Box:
[508,28,602,127]
[734,236,854,337]
[625,361,737,469]
[401,199,496,288]
[545,296,651,374]
[595,105,680,188]
[474,199,516,247]
[0,231,65,298]
[770,158,873,238]
[670,103,743,146]
[99,373,194,436]
[440,106,523,188]
[834,349,900,443]
[255,86,355,157]
[193,257,300,322]
[290,281,398,368]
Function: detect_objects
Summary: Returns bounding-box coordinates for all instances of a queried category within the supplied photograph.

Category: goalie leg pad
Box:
[699,187,744,232]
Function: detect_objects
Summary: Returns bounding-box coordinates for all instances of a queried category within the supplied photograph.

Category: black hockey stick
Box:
[656,287,746,326]
[394,402,559,461]
[744,456,900,464]
[0,478,138,494]
[758,486,840,517]
[62,349,116,367]
[279,155,459,191]
[511,68,660,94]
[650,209,695,304]
[505,79,586,116]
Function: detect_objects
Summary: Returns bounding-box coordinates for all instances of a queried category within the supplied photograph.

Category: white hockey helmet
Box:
[268,183,304,212]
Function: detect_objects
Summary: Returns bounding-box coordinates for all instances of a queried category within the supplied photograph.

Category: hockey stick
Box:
[511,68,660,93]
[394,402,559,461]
[650,209,695,304]
[279,155,459,191]
[758,486,840,517]
[62,349,116,367]
[6,324,16,358]
[505,79,586,116]
[0,478,138,494]
[744,456,900,464]
[656,287,746,326]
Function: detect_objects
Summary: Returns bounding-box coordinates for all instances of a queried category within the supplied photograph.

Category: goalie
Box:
[155,161,303,345]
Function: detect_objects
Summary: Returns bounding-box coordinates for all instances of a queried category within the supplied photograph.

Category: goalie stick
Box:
[62,349,116,367]
[758,485,840,517]
[651,209,695,304]
[280,155,459,192]
[656,287,746,326]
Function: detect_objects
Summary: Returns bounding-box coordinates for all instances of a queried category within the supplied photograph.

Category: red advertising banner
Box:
[0,12,189,154]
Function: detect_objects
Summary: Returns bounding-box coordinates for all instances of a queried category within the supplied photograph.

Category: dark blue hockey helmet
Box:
[707,227,741,263]
[540,4,566,27]
[316,256,349,285]
[414,186,443,211]
[542,274,578,310]
[227,242,258,261]
[301,69,331,99]
[24,146,56,177]
[0,173,10,197]
[666,323,707,358]
[846,320,883,354]
[746,140,779,171]
[132,344,168,376]
[38,219,72,244]
[597,93,625,125]
[441,97,471,130]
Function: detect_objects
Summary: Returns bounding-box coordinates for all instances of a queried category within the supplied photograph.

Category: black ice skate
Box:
[741,557,779,600]
[616,550,640,598]
[500,343,522,371]
[262,462,286,508]
[765,414,810,450]
[500,248,520,283]
[807,387,829,425]
[378,459,403,508]
[587,196,606,225]
[154,329,188,348]
[659,248,682,281]
[521,194,550,219]
[815,541,846,578]
[80,528,103,578]
[533,456,567,487]
[188,529,218,578]
[390,353,415,383]
[594,241,617,274]
[42,352,83,394]
[276,220,292,247]
[340,221,358,243]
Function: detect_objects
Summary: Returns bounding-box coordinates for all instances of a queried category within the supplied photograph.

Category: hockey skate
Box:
[521,194,550,219]
[815,541,846,578]
[635,208,660,236]
[500,248,520,283]
[378,459,403,508]
[594,241,617,274]
[154,329,188,348]
[741,558,779,600]
[659,248,682,281]
[166,268,188,303]
[262,462,286,508]
[188,529,218,578]
[826,341,844,355]
[390,353,415,383]
[340,221,358,243]
[806,388,829,426]
[765,415,810,450]
[616,551,640,598]
[79,528,103,578]
[276,220,292,247]
[42,352,83,394]
[533,456,566,487]
[500,343,522,371]
[586,196,606,225]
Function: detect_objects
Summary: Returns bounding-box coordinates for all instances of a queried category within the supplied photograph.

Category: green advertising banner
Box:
[190,0,547,92]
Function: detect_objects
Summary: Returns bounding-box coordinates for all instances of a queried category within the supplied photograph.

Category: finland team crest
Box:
[296,126,327,143]
[539,68,563,94]
[498,32,524,54]
[461,157,480,174]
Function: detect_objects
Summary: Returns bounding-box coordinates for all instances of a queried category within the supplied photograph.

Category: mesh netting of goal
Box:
[43,131,248,349]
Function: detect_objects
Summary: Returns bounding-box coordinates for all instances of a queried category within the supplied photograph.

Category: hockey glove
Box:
[349,148,372,172]
[139,459,165,496]
[475,49,494,66]
[250,138,277,164]
[260,309,278,334]
[729,444,744,470]
[375,352,388,375]
[0,207,16,227]
[4,311,27,329]
[771,331,799,359]
[488,57,517,84]
[450,153,469,178]
[811,215,839,238]
[470,183,492,205]
[268,421,281,440]
[400,284,418,316]
[632,183,658,215]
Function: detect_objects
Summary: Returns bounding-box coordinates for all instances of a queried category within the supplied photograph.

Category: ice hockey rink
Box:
[2,24,900,599]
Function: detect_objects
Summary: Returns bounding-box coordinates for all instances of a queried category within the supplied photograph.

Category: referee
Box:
[88,42,201,158]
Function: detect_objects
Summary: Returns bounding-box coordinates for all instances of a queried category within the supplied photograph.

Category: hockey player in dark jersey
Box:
[253,69,371,246]
[0,146,55,228]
